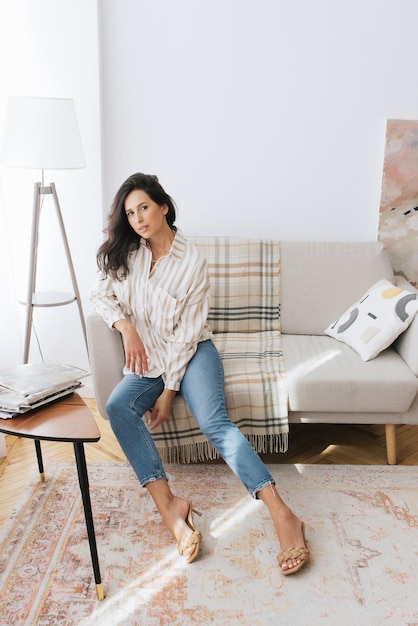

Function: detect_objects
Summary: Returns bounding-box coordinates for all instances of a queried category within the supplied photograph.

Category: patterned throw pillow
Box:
[325,279,418,361]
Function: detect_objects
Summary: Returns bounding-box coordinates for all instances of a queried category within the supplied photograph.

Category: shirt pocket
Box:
[149,286,178,339]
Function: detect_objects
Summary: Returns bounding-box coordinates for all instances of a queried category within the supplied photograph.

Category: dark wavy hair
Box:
[96,173,177,280]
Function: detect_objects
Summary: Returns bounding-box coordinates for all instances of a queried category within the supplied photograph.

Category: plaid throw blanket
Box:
[153,237,289,462]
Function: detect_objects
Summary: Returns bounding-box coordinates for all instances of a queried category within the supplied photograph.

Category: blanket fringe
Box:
[157,433,289,464]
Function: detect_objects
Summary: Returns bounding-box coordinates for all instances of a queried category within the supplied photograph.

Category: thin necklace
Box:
[146,238,172,269]
[146,241,157,268]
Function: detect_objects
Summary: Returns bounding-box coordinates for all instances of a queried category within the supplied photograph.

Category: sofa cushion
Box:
[324,278,418,361]
[282,334,418,413]
[280,241,394,335]
[189,237,280,333]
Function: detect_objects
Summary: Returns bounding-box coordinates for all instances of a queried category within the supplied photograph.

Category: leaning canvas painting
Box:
[379,119,418,287]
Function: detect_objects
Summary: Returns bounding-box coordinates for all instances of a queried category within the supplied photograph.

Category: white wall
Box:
[2,0,418,375]
[99,0,418,240]
[0,0,102,375]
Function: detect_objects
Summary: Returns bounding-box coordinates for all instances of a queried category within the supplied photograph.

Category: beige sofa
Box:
[86,239,418,465]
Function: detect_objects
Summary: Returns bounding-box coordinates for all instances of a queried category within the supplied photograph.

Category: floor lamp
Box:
[0,96,88,363]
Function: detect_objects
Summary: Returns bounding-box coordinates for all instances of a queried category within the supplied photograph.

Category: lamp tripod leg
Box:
[23,183,42,364]
[50,182,88,355]
[22,181,88,363]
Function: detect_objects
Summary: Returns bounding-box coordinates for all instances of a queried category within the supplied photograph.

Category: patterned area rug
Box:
[0,463,417,625]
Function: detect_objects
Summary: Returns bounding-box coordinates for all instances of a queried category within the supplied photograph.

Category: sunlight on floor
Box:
[320,444,338,455]
[210,495,261,538]
[85,494,267,623]
[293,463,311,475]
[83,465,313,623]
[85,549,183,624]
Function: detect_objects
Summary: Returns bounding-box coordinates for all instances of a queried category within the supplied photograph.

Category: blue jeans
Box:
[106,339,275,498]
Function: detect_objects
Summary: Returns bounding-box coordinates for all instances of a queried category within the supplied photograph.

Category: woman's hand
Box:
[113,319,148,376]
[147,389,176,431]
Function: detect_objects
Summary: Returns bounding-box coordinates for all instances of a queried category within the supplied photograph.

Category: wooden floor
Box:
[1,397,418,531]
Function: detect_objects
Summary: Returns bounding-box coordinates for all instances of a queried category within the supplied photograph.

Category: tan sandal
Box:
[177,502,202,564]
[278,522,309,576]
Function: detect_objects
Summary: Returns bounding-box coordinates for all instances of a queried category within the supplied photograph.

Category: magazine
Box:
[0,361,89,419]
[0,361,89,396]
[0,382,82,418]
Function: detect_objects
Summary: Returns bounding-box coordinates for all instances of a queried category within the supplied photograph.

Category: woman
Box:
[90,172,309,574]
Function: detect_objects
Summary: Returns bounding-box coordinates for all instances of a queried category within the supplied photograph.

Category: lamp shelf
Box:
[19,291,77,307]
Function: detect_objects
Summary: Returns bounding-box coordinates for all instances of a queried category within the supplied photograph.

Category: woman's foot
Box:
[147,483,202,563]
[258,485,309,575]
[273,508,308,572]
[277,519,309,575]
[176,502,202,564]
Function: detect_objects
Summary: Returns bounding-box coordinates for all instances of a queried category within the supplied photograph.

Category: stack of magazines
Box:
[0,361,89,419]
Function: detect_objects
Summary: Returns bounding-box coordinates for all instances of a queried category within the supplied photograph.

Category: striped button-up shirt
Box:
[90,231,213,391]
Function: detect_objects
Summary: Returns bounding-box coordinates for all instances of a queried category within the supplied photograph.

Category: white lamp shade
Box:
[0,96,86,170]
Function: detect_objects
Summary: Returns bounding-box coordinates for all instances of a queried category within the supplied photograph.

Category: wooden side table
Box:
[0,393,104,600]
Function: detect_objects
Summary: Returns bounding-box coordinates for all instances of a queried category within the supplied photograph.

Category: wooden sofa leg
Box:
[385,424,397,465]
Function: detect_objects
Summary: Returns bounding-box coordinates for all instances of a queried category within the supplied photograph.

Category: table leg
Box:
[73,441,104,600]
[34,439,45,482]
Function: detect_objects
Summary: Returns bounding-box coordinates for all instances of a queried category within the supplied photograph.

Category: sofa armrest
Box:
[86,312,125,419]
[393,276,418,376]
